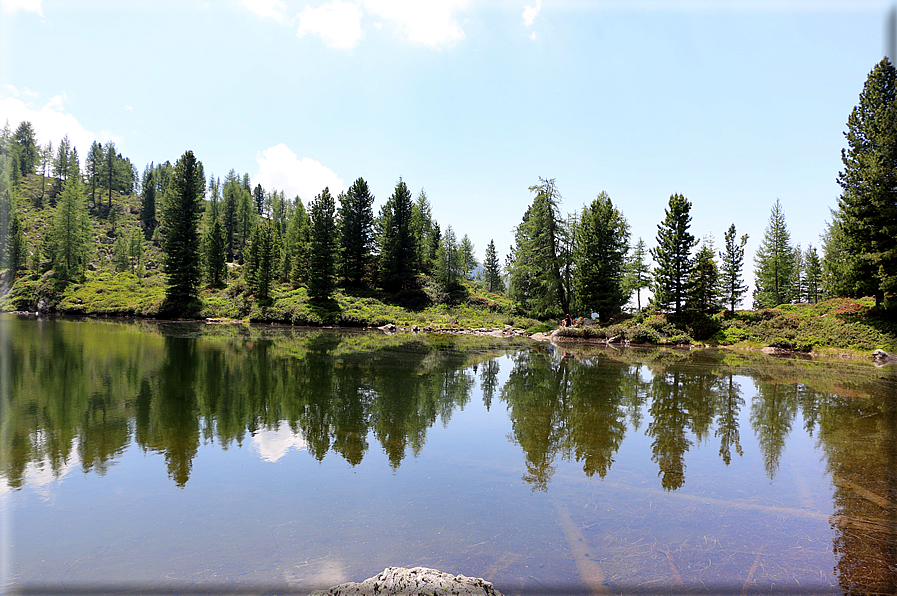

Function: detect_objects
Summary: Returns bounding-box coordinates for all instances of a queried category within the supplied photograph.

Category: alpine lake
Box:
[2,314,897,595]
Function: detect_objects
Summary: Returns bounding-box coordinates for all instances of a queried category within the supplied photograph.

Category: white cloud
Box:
[242,0,290,22]
[254,143,345,202]
[251,422,308,463]
[0,0,43,17]
[0,89,116,165]
[522,0,541,27]
[297,0,364,49]
[362,0,469,48]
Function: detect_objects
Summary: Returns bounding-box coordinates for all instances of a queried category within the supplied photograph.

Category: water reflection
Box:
[5,315,897,592]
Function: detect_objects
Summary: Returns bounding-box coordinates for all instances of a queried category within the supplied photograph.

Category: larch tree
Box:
[246,219,279,302]
[161,150,205,308]
[835,57,897,308]
[572,191,630,322]
[718,224,749,314]
[435,225,462,291]
[650,193,696,314]
[687,240,719,314]
[51,176,91,279]
[804,245,822,304]
[753,199,795,309]
[507,178,570,317]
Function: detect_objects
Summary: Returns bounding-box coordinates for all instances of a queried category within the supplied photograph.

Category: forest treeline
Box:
[1,57,895,320]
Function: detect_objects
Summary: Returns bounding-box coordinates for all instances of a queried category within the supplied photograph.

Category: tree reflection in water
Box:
[4,315,897,592]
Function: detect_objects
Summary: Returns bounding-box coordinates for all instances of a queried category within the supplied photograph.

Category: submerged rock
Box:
[309,566,505,596]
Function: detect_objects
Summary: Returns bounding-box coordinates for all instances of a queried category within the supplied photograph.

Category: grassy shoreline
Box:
[2,269,895,361]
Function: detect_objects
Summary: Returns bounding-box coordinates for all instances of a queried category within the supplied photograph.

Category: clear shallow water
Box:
[2,315,896,595]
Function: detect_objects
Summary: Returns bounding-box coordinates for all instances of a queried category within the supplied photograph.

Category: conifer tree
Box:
[338,177,375,288]
[411,189,438,275]
[161,150,205,307]
[650,193,696,314]
[253,184,265,216]
[435,225,462,291]
[459,234,477,280]
[718,224,749,314]
[13,121,39,177]
[204,216,227,287]
[687,240,719,313]
[246,219,278,301]
[572,191,630,322]
[482,239,505,294]
[507,178,570,316]
[86,141,104,208]
[140,165,156,237]
[52,176,91,279]
[836,57,897,307]
[288,198,312,287]
[804,244,822,304]
[308,187,338,300]
[625,237,652,311]
[379,178,417,292]
[753,199,795,309]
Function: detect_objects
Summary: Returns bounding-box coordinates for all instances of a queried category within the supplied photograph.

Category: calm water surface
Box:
[2,314,896,595]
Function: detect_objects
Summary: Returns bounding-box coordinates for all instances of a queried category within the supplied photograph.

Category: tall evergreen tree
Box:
[161,150,205,308]
[222,171,241,261]
[753,199,795,309]
[718,224,749,314]
[650,193,696,314]
[253,183,266,216]
[246,219,278,301]
[687,240,719,313]
[338,177,375,288]
[410,189,438,275]
[804,244,822,304]
[54,135,73,182]
[140,165,157,237]
[482,239,505,294]
[38,140,53,207]
[835,57,897,307]
[572,192,630,321]
[51,176,91,279]
[308,187,338,300]
[12,121,39,177]
[625,237,652,312]
[459,234,477,280]
[507,178,570,317]
[379,178,417,292]
[204,216,227,287]
[85,141,104,209]
[288,198,312,287]
[435,225,462,291]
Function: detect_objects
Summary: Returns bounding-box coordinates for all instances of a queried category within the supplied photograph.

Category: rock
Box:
[873,349,892,360]
[309,566,505,596]
[411,325,420,333]
[36,297,50,313]
[378,323,397,333]
[762,346,790,355]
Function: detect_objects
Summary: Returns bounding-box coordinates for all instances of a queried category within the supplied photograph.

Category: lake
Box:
[2,314,896,595]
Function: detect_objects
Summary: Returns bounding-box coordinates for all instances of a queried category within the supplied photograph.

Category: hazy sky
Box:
[0,0,891,295]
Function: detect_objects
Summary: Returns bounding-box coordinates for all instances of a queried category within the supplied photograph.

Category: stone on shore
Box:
[309,566,505,596]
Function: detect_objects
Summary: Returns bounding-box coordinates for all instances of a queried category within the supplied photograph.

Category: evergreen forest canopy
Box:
[1,57,896,320]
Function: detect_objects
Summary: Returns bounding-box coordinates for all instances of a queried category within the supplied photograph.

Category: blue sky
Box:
[0,0,891,297]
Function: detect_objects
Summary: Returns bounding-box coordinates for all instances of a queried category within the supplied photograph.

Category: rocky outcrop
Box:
[309,566,505,596]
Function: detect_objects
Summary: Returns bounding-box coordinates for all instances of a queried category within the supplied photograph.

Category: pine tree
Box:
[204,216,227,287]
[718,224,749,314]
[338,177,375,288]
[379,178,417,292]
[483,239,505,294]
[625,237,652,312]
[246,219,278,301]
[687,240,719,313]
[288,198,312,287]
[253,183,266,216]
[140,165,156,237]
[411,189,438,275]
[161,150,205,308]
[86,141,104,209]
[308,187,338,300]
[792,243,805,303]
[753,199,795,309]
[13,121,39,177]
[572,192,630,322]
[650,193,696,314]
[836,57,897,307]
